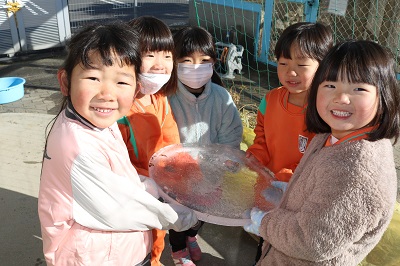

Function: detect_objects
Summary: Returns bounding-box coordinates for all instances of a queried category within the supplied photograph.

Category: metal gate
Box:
[0,0,71,56]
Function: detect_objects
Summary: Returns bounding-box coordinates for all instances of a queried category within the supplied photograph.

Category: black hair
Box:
[60,20,141,110]
[306,40,400,143]
[173,26,223,86]
[42,21,141,172]
[275,22,333,63]
[128,16,177,95]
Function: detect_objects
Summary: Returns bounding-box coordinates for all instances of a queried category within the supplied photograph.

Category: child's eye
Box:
[88,77,99,81]
[279,62,287,66]
[324,84,335,88]
[144,52,154,58]
[118,81,132,86]
[354,87,367,92]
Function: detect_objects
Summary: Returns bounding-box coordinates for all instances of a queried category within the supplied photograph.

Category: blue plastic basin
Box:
[0,77,26,104]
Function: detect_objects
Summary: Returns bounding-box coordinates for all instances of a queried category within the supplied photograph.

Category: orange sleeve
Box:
[246,87,315,182]
[247,95,271,166]
[159,100,180,149]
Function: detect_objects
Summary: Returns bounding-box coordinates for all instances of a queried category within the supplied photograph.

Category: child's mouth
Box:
[331,110,351,117]
[93,107,113,113]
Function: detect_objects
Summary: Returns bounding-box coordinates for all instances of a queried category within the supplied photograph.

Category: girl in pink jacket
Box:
[38,22,198,266]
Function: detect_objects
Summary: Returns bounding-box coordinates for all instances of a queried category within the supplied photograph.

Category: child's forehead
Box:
[186,51,210,57]
[144,49,172,53]
[82,49,131,66]
[279,43,309,60]
[289,43,309,59]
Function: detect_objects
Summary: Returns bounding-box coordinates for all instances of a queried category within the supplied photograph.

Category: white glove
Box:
[261,181,288,207]
[243,207,268,236]
[142,177,159,199]
[167,203,199,232]
[271,180,288,192]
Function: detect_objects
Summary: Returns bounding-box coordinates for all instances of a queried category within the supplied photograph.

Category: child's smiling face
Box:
[316,79,379,139]
[277,44,319,95]
[60,51,137,128]
[141,50,173,74]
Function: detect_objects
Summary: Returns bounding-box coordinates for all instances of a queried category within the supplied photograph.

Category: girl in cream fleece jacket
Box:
[245,40,400,265]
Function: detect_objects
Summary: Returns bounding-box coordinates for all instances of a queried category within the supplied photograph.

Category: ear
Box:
[57,69,69,96]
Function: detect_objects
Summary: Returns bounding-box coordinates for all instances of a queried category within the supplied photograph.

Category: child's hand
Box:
[275,168,294,182]
[243,207,268,236]
[168,203,199,231]
[143,178,160,199]
[245,153,272,177]
[271,180,288,192]
[261,181,288,206]
[245,152,264,167]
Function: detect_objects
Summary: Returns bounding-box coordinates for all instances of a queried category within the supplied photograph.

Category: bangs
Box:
[143,36,174,53]
[180,38,214,58]
[78,27,140,69]
[175,27,216,59]
[141,27,174,53]
[128,16,173,53]
[81,48,133,69]
[322,43,380,86]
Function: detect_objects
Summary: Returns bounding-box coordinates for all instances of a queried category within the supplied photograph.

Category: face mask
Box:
[177,63,213,89]
[139,73,171,95]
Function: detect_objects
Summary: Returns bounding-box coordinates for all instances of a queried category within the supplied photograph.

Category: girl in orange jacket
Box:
[118,16,180,266]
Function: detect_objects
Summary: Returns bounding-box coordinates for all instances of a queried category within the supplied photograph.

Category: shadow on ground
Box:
[0,188,45,265]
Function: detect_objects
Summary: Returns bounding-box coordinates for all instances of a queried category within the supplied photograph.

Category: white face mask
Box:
[177,63,213,89]
[139,73,171,95]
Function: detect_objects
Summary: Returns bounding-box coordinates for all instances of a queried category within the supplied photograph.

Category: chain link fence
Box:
[318,0,399,70]
[67,0,189,34]
[193,0,399,112]
[64,0,399,108]
[263,0,400,73]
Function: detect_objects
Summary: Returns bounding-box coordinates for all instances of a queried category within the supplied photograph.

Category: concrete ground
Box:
[1,48,399,266]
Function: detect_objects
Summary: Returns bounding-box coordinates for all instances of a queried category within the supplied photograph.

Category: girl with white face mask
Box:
[168,26,243,266]
[117,16,181,266]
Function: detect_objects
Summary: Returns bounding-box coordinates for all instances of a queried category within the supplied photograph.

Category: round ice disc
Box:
[149,143,276,226]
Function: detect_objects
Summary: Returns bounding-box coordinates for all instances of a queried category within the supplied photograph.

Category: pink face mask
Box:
[177,63,213,89]
[139,73,171,95]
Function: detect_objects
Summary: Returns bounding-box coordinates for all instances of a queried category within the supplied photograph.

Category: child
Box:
[246,22,333,182]
[167,26,243,265]
[245,22,333,262]
[38,22,198,266]
[117,16,179,266]
[169,26,243,148]
[244,40,400,265]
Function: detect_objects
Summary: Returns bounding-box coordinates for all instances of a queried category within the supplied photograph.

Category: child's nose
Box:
[152,62,165,69]
[334,92,350,104]
[99,84,114,101]
[286,67,297,76]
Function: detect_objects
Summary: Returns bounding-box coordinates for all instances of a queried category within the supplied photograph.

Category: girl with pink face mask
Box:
[117,16,181,266]
[169,26,242,148]
[168,26,243,266]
